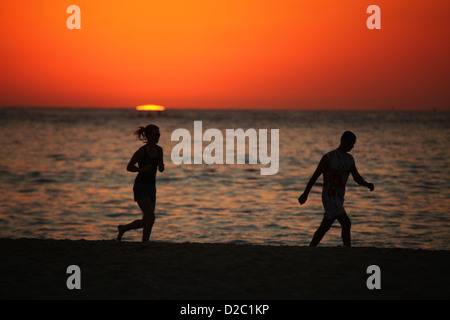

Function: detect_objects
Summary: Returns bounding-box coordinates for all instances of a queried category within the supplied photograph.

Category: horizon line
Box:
[0,105,447,112]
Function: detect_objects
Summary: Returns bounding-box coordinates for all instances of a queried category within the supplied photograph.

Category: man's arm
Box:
[298,155,329,205]
[351,164,374,191]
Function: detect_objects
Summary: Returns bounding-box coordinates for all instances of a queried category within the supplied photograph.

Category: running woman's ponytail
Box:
[134,124,159,143]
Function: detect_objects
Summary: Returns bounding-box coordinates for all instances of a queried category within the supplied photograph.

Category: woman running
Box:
[117,124,164,242]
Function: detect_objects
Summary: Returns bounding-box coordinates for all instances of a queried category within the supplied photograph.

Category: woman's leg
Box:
[116,197,155,241]
[117,219,143,241]
[137,197,156,242]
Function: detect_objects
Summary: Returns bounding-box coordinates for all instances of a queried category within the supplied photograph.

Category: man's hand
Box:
[367,183,374,191]
[298,193,308,205]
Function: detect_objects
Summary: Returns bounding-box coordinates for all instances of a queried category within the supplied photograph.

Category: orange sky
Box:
[0,0,449,110]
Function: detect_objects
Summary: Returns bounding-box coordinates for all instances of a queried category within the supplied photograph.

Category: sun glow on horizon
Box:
[136,105,166,111]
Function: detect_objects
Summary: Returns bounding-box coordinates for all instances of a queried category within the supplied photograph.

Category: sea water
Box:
[0,107,449,249]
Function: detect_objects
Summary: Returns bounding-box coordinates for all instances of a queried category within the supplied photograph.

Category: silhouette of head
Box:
[135,124,160,144]
[339,131,356,152]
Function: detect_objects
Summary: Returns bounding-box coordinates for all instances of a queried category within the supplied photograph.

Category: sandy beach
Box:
[0,238,449,300]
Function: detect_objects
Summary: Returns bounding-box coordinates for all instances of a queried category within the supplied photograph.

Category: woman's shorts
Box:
[133,182,156,202]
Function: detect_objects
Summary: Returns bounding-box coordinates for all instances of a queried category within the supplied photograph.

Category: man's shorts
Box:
[322,197,346,219]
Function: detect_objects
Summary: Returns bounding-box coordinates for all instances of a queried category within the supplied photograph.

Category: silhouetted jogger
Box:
[117,124,164,242]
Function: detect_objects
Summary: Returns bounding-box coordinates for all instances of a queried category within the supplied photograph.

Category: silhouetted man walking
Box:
[298,131,374,247]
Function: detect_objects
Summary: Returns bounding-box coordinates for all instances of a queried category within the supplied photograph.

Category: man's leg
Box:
[309,215,335,247]
[336,213,351,247]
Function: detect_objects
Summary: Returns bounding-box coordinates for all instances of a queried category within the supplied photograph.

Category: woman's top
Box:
[134,145,163,185]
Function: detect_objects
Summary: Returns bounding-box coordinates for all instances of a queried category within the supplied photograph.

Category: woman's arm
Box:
[126,148,146,172]
[158,147,165,172]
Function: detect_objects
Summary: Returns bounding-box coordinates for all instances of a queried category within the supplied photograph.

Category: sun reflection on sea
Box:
[0,108,449,249]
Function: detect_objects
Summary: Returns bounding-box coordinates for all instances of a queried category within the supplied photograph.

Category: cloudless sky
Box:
[0,0,449,110]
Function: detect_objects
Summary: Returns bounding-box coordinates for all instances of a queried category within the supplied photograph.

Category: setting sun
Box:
[136,105,166,111]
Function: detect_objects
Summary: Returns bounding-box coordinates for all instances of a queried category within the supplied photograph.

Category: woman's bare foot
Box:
[117,225,125,241]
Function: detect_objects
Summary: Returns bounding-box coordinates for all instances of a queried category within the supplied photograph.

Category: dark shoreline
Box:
[1,238,449,300]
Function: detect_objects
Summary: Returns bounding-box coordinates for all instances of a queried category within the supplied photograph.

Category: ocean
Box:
[0,107,449,249]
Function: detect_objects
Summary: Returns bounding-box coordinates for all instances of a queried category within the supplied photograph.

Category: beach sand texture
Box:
[1,238,449,299]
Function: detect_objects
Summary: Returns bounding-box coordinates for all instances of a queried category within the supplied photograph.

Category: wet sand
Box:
[1,238,449,300]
